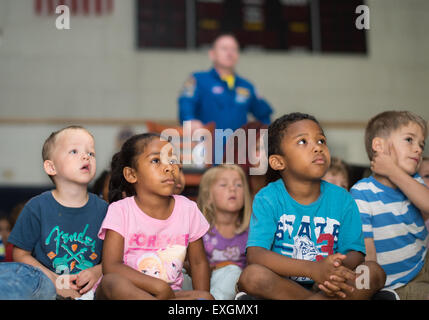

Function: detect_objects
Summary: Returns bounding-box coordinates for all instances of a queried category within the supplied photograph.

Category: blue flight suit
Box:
[178,68,273,132]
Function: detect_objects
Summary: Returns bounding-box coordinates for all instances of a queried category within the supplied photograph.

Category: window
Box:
[136,0,367,54]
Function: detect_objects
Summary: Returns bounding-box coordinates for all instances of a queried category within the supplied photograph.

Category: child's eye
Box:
[318,138,326,145]
[69,149,77,154]
[169,158,179,165]
[405,137,413,143]
[298,139,307,145]
[88,152,95,157]
[151,158,160,164]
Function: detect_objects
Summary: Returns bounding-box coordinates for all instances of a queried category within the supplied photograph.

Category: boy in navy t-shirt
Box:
[237,113,386,299]
[9,126,108,299]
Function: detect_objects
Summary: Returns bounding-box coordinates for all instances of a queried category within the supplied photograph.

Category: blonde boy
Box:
[350,111,429,299]
[9,126,108,299]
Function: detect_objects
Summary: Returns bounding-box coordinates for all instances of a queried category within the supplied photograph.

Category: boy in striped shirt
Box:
[351,111,429,299]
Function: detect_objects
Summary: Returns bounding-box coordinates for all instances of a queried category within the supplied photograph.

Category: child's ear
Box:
[372,137,386,155]
[269,154,286,171]
[123,167,137,184]
[43,160,56,176]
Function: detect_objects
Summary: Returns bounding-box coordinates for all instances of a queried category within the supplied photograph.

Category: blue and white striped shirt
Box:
[350,174,428,290]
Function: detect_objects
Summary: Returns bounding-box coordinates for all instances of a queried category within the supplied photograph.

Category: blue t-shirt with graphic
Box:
[9,191,107,275]
[247,179,365,284]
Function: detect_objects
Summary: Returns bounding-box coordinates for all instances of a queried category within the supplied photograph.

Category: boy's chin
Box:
[312,171,329,181]
[404,169,418,176]
[74,176,96,186]
[399,164,418,176]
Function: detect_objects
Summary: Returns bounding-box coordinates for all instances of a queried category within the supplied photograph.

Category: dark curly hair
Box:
[267,112,322,182]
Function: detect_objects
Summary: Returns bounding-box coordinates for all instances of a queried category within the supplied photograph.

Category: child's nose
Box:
[313,143,323,152]
[164,163,174,173]
[415,144,423,154]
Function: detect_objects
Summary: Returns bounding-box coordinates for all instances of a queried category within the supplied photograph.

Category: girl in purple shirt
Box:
[197,164,252,299]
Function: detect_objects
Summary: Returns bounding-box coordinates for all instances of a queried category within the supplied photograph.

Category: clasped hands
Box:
[313,253,357,299]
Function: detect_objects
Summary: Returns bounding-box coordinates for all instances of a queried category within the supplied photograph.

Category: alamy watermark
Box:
[55,265,72,290]
[159,121,268,176]
[355,5,370,30]
[55,5,70,30]
[55,4,369,31]
[355,264,370,290]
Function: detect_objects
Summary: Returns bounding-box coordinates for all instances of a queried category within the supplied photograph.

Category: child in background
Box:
[8,126,108,299]
[418,156,429,187]
[4,201,27,262]
[351,111,429,299]
[92,170,111,202]
[322,157,350,190]
[238,112,385,299]
[96,133,213,300]
[227,121,269,198]
[196,164,252,300]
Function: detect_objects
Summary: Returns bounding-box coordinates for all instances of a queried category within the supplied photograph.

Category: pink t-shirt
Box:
[98,195,209,290]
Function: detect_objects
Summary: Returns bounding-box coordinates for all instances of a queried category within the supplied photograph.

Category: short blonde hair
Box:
[42,125,92,161]
[365,111,428,161]
[197,164,252,235]
[42,125,93,183]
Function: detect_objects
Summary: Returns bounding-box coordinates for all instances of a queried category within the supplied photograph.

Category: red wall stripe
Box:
[35,0,113,15]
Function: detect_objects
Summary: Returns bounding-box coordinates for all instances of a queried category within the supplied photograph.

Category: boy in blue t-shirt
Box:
[237,113,385,299]
[9,126,108,299]
[350,111,429,300]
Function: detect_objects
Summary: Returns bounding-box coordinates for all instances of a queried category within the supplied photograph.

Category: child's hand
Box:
[371,143,400,178]
[312,254,355,287]
[55,274,81,299]
[75,267,102,295]
[317,275,356,299]
[154,280,176,300]
[314,255,356,299]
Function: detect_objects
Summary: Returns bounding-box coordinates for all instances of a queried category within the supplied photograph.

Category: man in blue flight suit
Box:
[178,33,273,133]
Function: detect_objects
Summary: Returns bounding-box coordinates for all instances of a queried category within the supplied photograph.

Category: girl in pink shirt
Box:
[96,133,212,300]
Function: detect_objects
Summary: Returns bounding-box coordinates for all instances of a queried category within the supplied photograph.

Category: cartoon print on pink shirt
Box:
[136,245,186,284]
[137,252,166,279]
